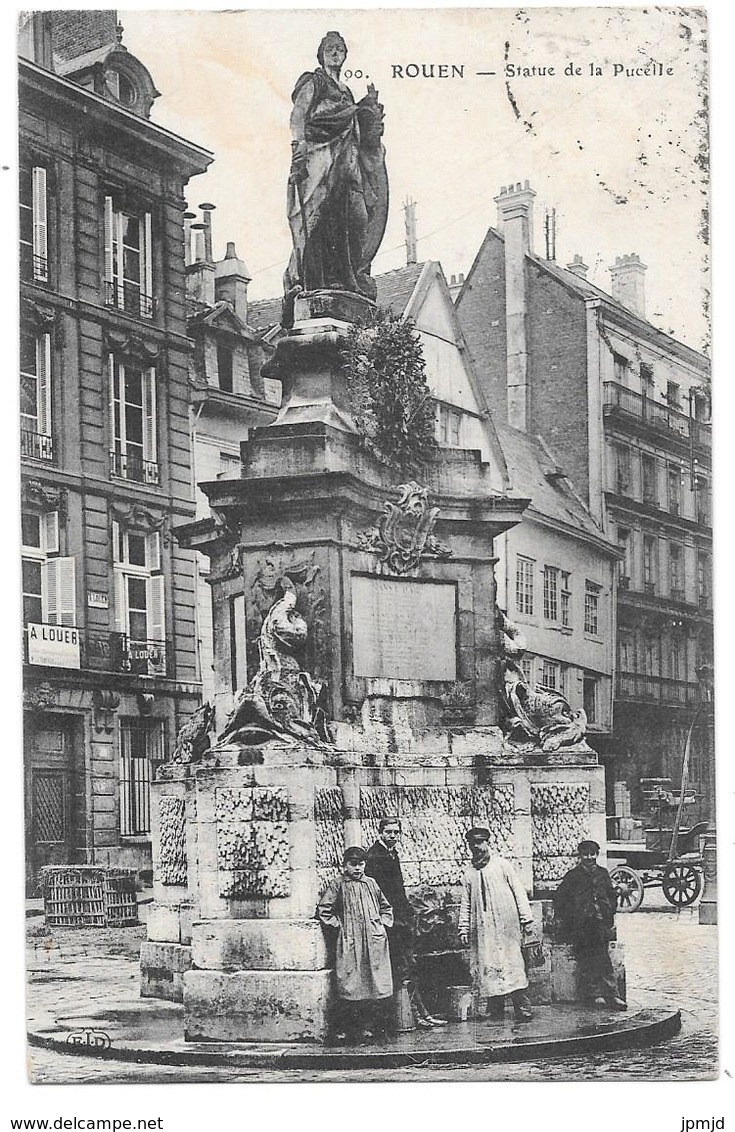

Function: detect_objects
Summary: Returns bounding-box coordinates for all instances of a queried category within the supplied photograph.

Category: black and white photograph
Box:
[7,0,731,1115]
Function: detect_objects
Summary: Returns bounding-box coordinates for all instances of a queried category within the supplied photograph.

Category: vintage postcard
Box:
[14,3,720,1098]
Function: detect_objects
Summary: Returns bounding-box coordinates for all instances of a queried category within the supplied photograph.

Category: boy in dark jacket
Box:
[553,839,627,1010]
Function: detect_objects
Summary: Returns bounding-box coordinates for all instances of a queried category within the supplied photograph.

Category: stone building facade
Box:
[19,12,212,889]
[456,182,714,827]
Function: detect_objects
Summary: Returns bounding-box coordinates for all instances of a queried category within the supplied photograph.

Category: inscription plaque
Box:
[351,576,457,681]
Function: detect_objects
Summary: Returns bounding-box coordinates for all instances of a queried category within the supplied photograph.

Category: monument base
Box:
[184,969,332,1043]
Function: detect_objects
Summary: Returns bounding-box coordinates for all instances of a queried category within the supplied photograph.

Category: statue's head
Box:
[317,30,347,67]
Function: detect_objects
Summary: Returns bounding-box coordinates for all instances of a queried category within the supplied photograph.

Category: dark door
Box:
[24,714,77,894]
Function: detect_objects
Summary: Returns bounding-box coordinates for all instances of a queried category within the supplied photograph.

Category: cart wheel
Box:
[610,866,644,912]
[662,863,703,907]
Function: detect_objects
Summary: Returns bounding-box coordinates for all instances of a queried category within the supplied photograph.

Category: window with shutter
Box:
[42,556,76,626]
[20,329,54,462]
[108,358,159,484]
[103,196,154,318]
[113,523,166,675]
[20,163,48,282]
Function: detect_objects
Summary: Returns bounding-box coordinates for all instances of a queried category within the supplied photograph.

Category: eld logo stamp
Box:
[65,1029,112,1050]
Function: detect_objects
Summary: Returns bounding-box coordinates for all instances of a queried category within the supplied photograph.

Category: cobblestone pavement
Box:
[25,893,718,1084]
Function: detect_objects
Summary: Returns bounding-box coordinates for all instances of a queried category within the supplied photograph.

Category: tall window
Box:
[119,719,164,836]
[436,404,462,447]
[112,525,166,675]
[695,476,710,525]
[669,543,683,598]
[584,581,601,635]
[104,196,153,318]
[560,571,572,627]
[20,328,53,461]
[21,509,76,627]
[616,446,631,494]
[671,638,683,682]
[19,163,48,283]
[697,551,711,607]
[583,676,598,723]
[515,556,534,616]
[540,659,563,693]
[613,353,629,385]
[543,565,559,621]
[217,342,234,393]
[639,361,654,387]
[667,465,681,514]
[619,632,635,672]
[617,527,631,582]
[643,536,657,592]
[109,357,158,484]
[666,381,681,409]
[641,454,657,505]
[519,655,534,685]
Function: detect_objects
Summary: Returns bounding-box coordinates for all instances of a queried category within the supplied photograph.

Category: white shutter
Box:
[42,511,59,555]
[109,355,119,453]
[32,166,48,280]
[142,368,157,466]
[113,569,127,633]
[104,195,114,285]
[145,530,161,573]
[146,573,165,645]
[42,556,76,626]
[37,332,52,436]
[111,519,121,563]
[143,211,153,314]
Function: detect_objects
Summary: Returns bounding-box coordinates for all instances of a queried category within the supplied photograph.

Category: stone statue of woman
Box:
[284,31,389,301]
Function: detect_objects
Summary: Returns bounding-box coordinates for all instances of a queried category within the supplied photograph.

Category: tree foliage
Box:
[340,307,438,471]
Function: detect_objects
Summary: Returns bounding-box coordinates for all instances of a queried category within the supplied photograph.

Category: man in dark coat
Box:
[365,818,446,1028]
[553,839,627,1010]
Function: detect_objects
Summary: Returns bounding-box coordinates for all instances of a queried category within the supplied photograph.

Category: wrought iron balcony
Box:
[20,249,49,284]
[110,449,160,486]
[616,672,704,706]
[21,429,54,462]
[603,382,711,449]
[103,279,155,319]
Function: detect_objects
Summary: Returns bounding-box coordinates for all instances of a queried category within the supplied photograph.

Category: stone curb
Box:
[28,1008,681,1070]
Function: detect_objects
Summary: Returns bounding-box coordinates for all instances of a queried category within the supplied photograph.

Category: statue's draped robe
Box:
[459,856,533,998]
[317,876,394,1000]
[285,67,387,299]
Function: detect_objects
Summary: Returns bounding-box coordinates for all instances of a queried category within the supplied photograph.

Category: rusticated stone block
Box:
[140,941,192,1003]
[191,918,328,971]
[158,796,187,885]
[184,969,332,1042]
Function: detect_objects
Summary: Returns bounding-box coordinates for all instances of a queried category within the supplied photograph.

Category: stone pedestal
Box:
[144,741,607,1041]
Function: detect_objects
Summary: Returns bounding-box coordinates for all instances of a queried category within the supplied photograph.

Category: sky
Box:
[120,6,710,351]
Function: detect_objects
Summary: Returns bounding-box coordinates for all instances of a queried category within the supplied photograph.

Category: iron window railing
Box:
[103,279,155,319]
[603,381,711,449]
[109,449,160,486]
[21,428,54,461]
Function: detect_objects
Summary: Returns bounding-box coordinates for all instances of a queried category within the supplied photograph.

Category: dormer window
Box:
[104,67,138,107]
[217,342,234,393]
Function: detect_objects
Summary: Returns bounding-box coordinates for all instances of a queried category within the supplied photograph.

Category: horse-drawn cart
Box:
[608,777,707,912]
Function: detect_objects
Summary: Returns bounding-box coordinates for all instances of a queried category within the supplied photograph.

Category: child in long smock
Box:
[317,845,394,1043]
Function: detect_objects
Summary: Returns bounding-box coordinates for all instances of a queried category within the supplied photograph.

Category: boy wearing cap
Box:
[458,826,535,1022]
[317,846,394,1042]
[553,839,627,1010]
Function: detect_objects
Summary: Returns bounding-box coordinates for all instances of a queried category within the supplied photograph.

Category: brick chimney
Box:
[609,253,647,318]
[494,181,536,431]
[215,241,251,324]
[566,254,589,279]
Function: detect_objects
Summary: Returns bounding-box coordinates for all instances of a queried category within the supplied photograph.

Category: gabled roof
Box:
[187,299,260,341]
[493,420,617,553]
[374,262,425,314]
[458,226,708,370]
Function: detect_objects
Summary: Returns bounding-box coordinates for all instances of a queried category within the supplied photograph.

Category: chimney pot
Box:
[609,252,647,317]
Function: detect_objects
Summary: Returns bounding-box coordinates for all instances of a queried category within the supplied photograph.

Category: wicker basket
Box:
[39,866,138,927]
